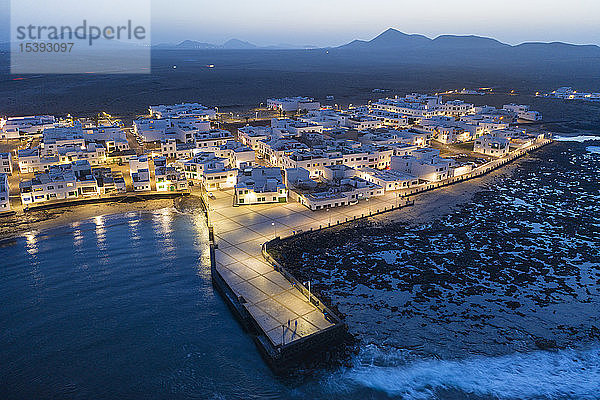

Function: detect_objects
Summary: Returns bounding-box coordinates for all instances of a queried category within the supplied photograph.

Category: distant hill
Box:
[222,39,257,50]
[336,28,600,60]
[174,40,218,50]
[341,28,431,50]
[154,39,314,50]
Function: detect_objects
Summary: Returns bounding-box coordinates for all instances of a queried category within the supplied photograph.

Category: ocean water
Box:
[1,140,600,399]
[0,210,290,399]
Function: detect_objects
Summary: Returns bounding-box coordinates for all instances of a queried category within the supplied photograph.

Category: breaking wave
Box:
[554,135,600,142]
[323,345,600,399]
[586,146,600,154]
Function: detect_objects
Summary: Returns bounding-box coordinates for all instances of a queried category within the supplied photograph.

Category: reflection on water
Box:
[72,221,84,249]
[24,230,45,293]
[25,231,38,256]
[152,208,175,256]
[191,212,211,279]
[127,211,141,242]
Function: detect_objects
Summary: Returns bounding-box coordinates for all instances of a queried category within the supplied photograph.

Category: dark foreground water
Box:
[1,140,600,399]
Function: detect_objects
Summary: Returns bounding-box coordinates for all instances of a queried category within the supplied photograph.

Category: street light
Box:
[272,222,276,238]
[304,280,311,303]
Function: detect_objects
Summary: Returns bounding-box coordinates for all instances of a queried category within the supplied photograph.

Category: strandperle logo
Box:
[15,20,147,46]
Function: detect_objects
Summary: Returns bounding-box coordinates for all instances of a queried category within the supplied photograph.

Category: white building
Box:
[93,167,127,195]
[369,109,411,128]
[19,160,98,205]
[129,156,151,192]
[0,152,13,174]
[81,124,130,153]
[299,108,343,128]
[133,116,212,143]
[238,125,272,151]
[193,129,234,149]
[372,94,441,118]
[290,174,385,211]
[57,143,107,166]
[0,124,19,140]
[159,140,198,160]
[0,173,9,211]
[149,103,217,119]
[390,150,455,182]
[1,115,56,137]
[178,153,238,191]
[474,135,510,157]
[17,149,60,173]
[258,138,310,165]
[209,141,255,169]
[267,97,321,113]
[360,128,431,147]
[153,157,188,192]
[41,127,86,156]
[356,168,419,192]
[503,104,542,121]
[440,100,474,116]
[271,118,324,136]
[235,167,287,205]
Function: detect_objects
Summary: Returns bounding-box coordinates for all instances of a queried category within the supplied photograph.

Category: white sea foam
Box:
[586,146,600,154]
[329,345,600,399]
[554,135,600,142]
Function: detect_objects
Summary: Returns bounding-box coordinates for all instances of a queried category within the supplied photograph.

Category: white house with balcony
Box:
[208,141,255,169]
[177,153,238,190]
[0,153,13,174]
[235,167,287,205]
[356,167,419,192]
[133,116,212,143]
[153,157,188,192]
[129,156,151,192]
[17,148,60,173]
[390,149,455,182]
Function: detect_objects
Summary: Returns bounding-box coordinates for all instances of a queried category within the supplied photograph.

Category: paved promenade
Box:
[209,189,408,346]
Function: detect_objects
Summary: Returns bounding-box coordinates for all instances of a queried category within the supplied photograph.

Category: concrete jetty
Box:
[204,189,413,370]
[204,138,553,371]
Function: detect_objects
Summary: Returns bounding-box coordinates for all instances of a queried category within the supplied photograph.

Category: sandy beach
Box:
[0,198,178,241]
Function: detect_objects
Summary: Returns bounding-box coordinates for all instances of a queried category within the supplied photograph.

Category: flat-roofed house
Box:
[235,167,287,205]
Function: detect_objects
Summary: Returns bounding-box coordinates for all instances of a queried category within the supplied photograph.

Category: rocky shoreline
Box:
[269,142,600,359]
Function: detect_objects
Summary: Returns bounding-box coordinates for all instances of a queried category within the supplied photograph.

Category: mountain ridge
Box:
[152,28,599,54]
[337,28,599,51]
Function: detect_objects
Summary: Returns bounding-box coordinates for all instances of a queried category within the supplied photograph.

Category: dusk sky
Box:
[150,0,600,46]
[2,0,598,46]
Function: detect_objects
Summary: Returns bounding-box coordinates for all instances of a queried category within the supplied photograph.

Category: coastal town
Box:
[0,94,550,215]
[0,94,552,367]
